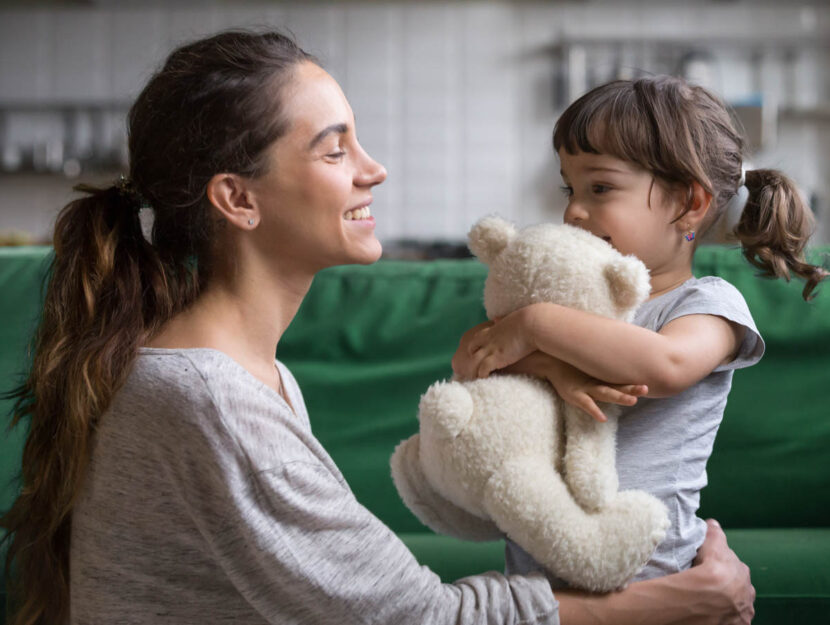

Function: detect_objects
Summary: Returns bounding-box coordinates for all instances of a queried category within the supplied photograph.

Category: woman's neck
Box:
[145,260,313,389]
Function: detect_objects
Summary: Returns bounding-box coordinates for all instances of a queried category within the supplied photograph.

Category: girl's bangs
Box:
[553,85,655,171]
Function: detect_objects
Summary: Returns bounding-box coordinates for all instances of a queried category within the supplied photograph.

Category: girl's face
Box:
[558,149,689,276]
[248,62,387,274]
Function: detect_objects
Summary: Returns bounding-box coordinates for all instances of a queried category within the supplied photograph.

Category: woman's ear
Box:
[206,173,259,229]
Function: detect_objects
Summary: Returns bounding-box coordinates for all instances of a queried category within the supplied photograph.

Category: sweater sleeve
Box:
[163,363,559,625]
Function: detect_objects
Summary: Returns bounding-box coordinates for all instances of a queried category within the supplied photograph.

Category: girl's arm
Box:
[500,350,648,422]
[454,303,745,397]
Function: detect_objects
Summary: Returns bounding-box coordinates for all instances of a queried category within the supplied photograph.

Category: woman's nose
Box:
[356,149,387,187]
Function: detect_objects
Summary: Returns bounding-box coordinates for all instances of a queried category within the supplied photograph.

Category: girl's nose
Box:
[564,200,588,225]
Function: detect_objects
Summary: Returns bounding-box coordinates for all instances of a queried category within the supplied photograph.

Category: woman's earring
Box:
[684,230,696,242]
[248,219,255,226]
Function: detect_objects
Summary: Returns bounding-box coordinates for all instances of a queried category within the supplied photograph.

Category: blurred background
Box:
[0,0,828,254]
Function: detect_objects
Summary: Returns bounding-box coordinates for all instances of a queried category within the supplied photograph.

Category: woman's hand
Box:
[556,518,755,625]
[452,310,537,380]
[690,519,756,624]
[503,352,647,422]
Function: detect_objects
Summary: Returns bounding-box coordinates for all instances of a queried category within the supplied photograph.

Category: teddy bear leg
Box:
[417,380,475,440]
[390,434,504,542]
[482,456,665,592]
[562,405,620,511]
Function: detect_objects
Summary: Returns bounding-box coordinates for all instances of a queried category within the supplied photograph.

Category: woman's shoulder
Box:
[119,348,298,431]
[108,348,314,468]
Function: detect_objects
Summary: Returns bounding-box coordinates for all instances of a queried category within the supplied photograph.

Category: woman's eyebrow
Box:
[308,123,348,150]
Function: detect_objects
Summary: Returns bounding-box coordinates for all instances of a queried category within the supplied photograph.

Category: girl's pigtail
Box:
[1,184,178,625]
[733,169,828,300]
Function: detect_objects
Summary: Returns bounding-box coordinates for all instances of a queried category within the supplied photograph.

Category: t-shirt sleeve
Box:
[658,277,765,372]
[165,384,559,625]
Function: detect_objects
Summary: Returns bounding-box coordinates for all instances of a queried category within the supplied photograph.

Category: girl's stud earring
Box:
[248,219,255,226]
[684,231,696,242]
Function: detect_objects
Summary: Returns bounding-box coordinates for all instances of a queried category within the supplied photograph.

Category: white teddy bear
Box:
[390,216,670,592]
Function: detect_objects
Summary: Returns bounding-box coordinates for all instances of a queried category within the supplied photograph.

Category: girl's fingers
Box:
[617,384,649,396]
[477,355,497,379]
[589,384,648,406]
[574,393,607,422]
[467,332,486,355]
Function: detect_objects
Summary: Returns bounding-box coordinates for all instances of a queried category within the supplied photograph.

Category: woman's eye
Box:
[559,185,573,197]
[326,150,346,160]
[592,184,610,194]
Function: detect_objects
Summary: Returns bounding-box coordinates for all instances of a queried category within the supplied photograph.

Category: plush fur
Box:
[391,216,670,592]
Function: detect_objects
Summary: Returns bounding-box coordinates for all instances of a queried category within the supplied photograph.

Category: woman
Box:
[2,30,753,625]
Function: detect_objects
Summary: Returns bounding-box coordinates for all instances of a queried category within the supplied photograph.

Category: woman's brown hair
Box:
[1,30,316,625]
[553,75,828,300]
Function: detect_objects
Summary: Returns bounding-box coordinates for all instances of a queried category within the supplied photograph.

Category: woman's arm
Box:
[455,304,744,397]
[556,519,755,625]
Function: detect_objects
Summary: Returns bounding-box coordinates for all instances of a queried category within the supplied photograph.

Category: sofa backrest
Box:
[1,246,829,539]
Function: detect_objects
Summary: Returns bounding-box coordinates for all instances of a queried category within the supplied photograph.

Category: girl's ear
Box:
[467,215,517,265]
[206,173,259,229]
[678,181,713,231]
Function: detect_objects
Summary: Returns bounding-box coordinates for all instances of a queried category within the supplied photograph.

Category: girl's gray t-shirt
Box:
[506,276,764,582]
[69,347,559,625]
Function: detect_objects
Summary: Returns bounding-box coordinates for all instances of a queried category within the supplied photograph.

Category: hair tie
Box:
[114,175,148,211]
[723,182,750,231]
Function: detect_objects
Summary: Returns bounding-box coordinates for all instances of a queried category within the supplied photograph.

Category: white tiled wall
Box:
[1,1,828,244]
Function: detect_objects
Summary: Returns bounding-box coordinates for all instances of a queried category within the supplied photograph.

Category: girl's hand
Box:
[461,309,537,379]
[504,352,647,422]
[451,320,495,380]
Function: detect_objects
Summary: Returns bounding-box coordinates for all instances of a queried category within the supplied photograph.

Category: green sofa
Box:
[2,244,829,624]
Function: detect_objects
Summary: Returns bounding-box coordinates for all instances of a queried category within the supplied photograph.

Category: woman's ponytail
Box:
[1,184,184,625]
[2,30,315,625]
[733,169,828,300]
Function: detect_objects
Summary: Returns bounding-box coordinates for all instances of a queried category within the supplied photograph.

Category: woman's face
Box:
[248,61,387,273]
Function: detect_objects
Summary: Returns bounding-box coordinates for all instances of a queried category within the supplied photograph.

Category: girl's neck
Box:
[647,267,694,300]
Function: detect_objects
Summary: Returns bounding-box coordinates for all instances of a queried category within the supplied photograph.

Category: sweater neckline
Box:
[137,346,300,420]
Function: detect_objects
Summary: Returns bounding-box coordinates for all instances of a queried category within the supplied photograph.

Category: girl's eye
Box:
[559,185,573,197]
[592,184,611,194]
[326,150,346,160]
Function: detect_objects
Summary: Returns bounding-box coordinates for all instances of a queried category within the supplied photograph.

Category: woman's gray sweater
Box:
[69,347,559,625]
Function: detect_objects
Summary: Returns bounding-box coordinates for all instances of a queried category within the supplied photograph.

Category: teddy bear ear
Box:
[603,255,651,314]
[467,215,517,265]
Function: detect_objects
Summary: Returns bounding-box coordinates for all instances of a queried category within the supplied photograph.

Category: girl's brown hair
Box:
[553,75,827,300]
[1,30,316,625]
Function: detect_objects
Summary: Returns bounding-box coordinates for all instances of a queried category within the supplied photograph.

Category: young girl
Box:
[453,75,827,583]
[2,37,755,625]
